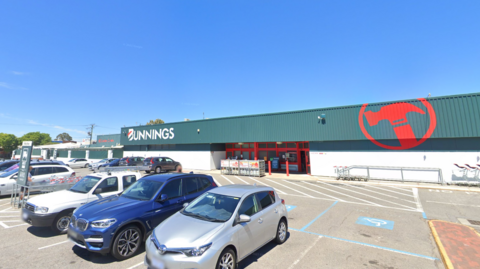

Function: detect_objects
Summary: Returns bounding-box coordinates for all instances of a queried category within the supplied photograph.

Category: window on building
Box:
[287,143,296,148]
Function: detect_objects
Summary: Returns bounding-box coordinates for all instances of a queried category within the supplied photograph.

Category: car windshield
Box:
[0,168,19,178]
[121,179,164,200]
[69,176,101,193]
[181,192,240,222]
[109,159,119,164]
[68,159,75,162]
[3,164,19,172]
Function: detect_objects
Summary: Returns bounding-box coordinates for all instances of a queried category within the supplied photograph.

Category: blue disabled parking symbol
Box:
[285,205,297,212]
[356,217,394,230]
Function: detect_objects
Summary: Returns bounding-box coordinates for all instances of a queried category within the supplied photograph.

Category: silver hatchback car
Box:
[145,185,288,269]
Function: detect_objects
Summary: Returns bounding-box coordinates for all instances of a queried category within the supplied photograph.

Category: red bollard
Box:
[286,160,289,176]
[268,161,271,175]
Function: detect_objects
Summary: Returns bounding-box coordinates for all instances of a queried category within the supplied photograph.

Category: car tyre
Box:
[111,225,142,260]
[51,210,73,234]
[145,170,150,174]
[175,165,182,173]
[84,164,89,168]
[216,248,236,269]
[155,166,162,174]
[275,219,288,244]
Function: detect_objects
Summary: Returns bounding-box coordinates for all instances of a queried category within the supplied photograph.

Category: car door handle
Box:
[258,218,263,224]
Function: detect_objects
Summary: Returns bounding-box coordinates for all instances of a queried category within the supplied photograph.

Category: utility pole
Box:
[87,124,95,147]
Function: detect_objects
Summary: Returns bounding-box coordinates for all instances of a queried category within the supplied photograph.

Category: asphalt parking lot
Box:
[1,168,479,269]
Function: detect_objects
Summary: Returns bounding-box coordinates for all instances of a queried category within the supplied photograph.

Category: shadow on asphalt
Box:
[71,244,146,264]
[27,226,63,238]
[239,232,291,268]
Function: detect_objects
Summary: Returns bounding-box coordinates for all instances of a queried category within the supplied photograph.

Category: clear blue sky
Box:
[1,1,479,141]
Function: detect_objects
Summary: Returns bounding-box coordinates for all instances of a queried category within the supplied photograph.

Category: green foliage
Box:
[55,132,72,141]
[0,133,18,153]
[18,132,52,146]
[146,119,165,125]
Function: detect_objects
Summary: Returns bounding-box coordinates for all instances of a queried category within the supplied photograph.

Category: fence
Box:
[334,165,444,184]
[221,160,265,177]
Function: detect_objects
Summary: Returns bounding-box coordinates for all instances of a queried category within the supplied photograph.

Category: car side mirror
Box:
[158,194,168,202]
[183,202,189,208]
[94,188,102,194]
[237,214,251,224]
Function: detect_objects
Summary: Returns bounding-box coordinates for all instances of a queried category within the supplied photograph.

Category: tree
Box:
[146,119,165,125]
[55,132,72,141]
[18,132,52,146]
[0,133,18,153]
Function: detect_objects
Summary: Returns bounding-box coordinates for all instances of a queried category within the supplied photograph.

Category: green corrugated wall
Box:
[113,149,123,158]
[89,150,108,159]
[58,150,68,158]
[121,93,480,145]
[70,151,86,158]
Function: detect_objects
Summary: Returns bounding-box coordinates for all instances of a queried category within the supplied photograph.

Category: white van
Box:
[21,171,141,234]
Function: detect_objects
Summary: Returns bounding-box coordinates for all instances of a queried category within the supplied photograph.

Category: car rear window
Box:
[256,191,274,209]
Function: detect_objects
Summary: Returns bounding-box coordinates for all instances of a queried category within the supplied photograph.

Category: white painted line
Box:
[284,181,346,201]
[412,188,424,212]
[38,240,70,250]
[265,179,314,198]
[345,184,416,204]
[0,216,18,218]
[234,176,249,184]
[0,221,28,229]
[367,185,414,198]
[319,182,417,210]
[220,175,235,185]
[386,185,413,193]
[0,222,8,228]
[248,177,287,195]
[287,235,322,269]
[426,201,480,208]
[0,202,12,206]
[305,181,383,207]
[210,176,222,186]
[127,262,145,269]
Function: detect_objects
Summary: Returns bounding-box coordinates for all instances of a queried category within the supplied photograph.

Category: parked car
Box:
[0,165,75,196]
[0,160,66,176]
[145,185,288,269]
[98,158,120,169]
[66,158,90,168]
[144,157,182,174]
[67,173,217,260]
[22,171,141,234]
[0,160,19,171]
[89,159,117,171]
[119,156,144,166]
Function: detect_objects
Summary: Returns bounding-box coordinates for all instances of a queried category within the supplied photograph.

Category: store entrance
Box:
[225,141,309,174]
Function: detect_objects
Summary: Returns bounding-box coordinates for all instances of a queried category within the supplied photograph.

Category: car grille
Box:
[71,215,76,225]
[76,219,89,231]
[25,203,35,212]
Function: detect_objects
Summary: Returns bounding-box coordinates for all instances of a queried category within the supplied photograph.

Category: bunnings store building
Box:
[121,93,479,182]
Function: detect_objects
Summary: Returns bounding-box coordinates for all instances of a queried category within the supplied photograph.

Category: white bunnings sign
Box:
[128,128,175,141]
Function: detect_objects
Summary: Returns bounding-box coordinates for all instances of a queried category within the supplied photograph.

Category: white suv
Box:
[0,165,75,196]
[66,158,90,168]
[22,171,141,234]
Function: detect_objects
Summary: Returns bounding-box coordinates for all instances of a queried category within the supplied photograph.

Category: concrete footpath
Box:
[429,220,480,269]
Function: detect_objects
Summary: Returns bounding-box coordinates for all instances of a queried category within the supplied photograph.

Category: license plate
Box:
[152,259,165,269]
[68,229,79,239]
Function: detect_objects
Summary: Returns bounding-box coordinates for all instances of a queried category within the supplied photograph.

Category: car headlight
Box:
[34,206,49,214]
[91,218,116,228]
[180,243,212,257]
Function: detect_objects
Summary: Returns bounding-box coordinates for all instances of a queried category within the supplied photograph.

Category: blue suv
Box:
[67,173,217,260]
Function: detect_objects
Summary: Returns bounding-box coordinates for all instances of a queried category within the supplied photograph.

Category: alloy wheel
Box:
[278,221,287,241]
[117,229,140,257]
[219,253,234,269]
[56,216,71,232]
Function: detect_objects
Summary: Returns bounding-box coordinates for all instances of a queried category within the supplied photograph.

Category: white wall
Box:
[124,151,224,171]
[310,151,480,183]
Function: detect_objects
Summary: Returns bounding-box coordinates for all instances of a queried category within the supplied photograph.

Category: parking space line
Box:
[284,181,346,201]
[287,235,322,269]
[345,183,416,204]
[38,240,70,250]
[425,201,480,207]
[367,185,414,198]
[0,216,18,218]
[265,179,314,198]
[0,202,12,206]
[210,176,222,186]
[234,176,250,184]
[300,201,338,231]
[247,177,287,194]
[412,188,424,213]
[319,182,416,210]
[220,175,235,184]
[126,262,144,269]
[290,229,439,261]
[386,185,413,193]
[305,181,383,207]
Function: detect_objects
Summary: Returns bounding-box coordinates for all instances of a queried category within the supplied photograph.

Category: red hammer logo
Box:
[359,98,437,150]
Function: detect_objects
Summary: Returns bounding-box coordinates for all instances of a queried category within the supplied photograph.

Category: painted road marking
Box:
[426,201,480,208]
[220,175,234,184]
[300,201,338,231]
[386,185,413,193]
[368,185,414,197]
[248,177,287,195]
[210,176,222,186]
[284,180,346,201]
[38,240,70,250]
[0,221,28,229]
[265,179,314,198]
[290,228,438,261]
[234,176,249,184]
[345,183,416,204]
[287,235,322,269]
[126,262,144,269]
[311,181,384,207]
[429,189,453,193]
[286,205,297,212]
[356,217,394,230]
[412,188,424,213]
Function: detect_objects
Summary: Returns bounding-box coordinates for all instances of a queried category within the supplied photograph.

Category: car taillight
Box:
[281,199,285,205]
[150,159,154,164]
[212,181,217,187]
